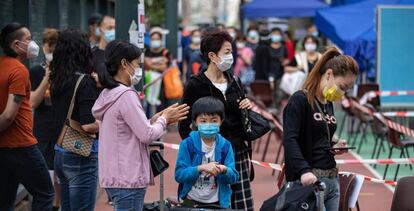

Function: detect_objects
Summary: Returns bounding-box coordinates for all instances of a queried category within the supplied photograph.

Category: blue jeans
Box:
[106,188,147,211]
[54,151,98,211]
[318,177,340,211]
[0,145,54,211]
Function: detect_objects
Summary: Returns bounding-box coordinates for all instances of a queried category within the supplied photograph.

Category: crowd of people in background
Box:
[0,11,331,211]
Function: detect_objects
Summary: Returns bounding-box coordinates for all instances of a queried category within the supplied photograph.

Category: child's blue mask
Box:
[197,123,220,139]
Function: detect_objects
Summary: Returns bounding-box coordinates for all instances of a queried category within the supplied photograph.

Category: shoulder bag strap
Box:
[66,74,85,122]
[232,75,245,99]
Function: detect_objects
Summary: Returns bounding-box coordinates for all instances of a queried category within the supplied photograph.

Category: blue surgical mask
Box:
[248,31,258,40]
[104,30,115,42]
[271,35,282,43]
[95,28,101,37]
[150,40,162,49]
[312,31,319,37]
[197,123,220,139]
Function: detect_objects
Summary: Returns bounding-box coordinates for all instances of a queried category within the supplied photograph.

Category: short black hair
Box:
[102,40,142,89]
[150,31,162,39]
[191,96,225,121]
[271,27,282,34]
[302,35,319,49]
[200,31,232,65]
[88,13,103,26]
[0,22,26,57]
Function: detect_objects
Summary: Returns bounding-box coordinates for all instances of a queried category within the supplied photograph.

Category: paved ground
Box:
[95,128,395,211]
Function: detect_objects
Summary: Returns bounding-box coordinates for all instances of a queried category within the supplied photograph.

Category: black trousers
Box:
[0,144,54,211]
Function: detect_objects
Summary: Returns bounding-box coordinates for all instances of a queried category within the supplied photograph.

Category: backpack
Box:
[260,181,325,211]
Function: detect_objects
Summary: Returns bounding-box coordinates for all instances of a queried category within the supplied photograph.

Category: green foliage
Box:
[145,0,165,27]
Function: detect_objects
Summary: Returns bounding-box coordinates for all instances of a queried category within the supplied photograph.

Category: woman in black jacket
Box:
[178,31,254,211]
[283,47,359,211]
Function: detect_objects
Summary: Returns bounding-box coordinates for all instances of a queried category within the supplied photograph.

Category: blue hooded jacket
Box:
[175,131,239,208]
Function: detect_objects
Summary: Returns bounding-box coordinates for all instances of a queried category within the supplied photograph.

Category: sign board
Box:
[377,6,414,108]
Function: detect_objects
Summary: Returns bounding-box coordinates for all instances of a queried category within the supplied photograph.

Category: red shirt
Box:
[0,56,37,148]
[285,40,295,61]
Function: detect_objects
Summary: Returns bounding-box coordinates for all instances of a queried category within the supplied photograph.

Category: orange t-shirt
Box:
[0,56,37,148]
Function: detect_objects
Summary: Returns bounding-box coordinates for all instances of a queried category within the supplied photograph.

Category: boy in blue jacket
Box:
[175,96,239,209]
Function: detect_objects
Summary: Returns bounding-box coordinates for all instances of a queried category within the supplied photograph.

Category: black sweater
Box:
[283,91,337,181]
[178,69,246,148]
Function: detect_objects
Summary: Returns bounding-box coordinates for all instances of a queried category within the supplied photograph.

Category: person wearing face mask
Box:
[245,26,259,51]
[175,96,239,209]
[92,40,189,211]
[88,13,103,48]
[234,35,254,84]
[145,31,171,73]
[286,35,322,75]
[29,28,61,211]
[283,47,359,211]
[179,31,254,211]
[0,22,54,211]
[253,29,272,81]
[144,30,173,112]
[269,27,289,80]
[49,29,100,211]
[296,24,324,52]
[92,16,115,80]
[183,29,202,83]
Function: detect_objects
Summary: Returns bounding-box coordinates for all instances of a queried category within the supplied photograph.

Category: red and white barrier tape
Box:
[341,97,414,138]
[162,142,180,150]
[336,158,414,165]
[380,111,414,117]
[161,142,284,171]
[160,142,401,186]
[373,113,414,138]
[250,160,283,171]
[339,171,397,186]
[359,90,414,105]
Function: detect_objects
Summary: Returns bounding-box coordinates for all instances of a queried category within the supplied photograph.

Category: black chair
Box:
[390,176,414,211]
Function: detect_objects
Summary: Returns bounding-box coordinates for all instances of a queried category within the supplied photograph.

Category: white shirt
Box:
[187,140,219,203]
[212,82,228,96]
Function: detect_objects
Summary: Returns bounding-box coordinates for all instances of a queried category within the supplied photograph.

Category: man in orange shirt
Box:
[0,22,54,211]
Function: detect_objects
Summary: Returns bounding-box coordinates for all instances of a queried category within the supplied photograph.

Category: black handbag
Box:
[260,181,326,211]
[150,150,169,177]
[233,76,271,141]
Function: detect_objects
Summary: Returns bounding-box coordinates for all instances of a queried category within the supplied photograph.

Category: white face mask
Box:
[305,43,317,52]
[236,42,245,49]
[215,54,233,72]
[18,40,39,59]
[229,32,237,40]
[45,53,53,62]
[192,36,201,44]
[127,62,142,86]
[131,67,143,86]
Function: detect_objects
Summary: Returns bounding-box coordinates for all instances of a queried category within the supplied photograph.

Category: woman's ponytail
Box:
[302,46,359,108]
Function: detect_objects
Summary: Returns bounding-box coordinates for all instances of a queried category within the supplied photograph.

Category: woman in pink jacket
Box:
[92,40,189,211]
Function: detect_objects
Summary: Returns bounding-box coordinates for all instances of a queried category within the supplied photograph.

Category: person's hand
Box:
[331,139,348,155]
[150,111,164,124]
[43,68,51,82]
[199,162,220,176]
[216,164,227,174]
[161,103,190,125]
[300,172,317,186]
[238,98,252,110]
